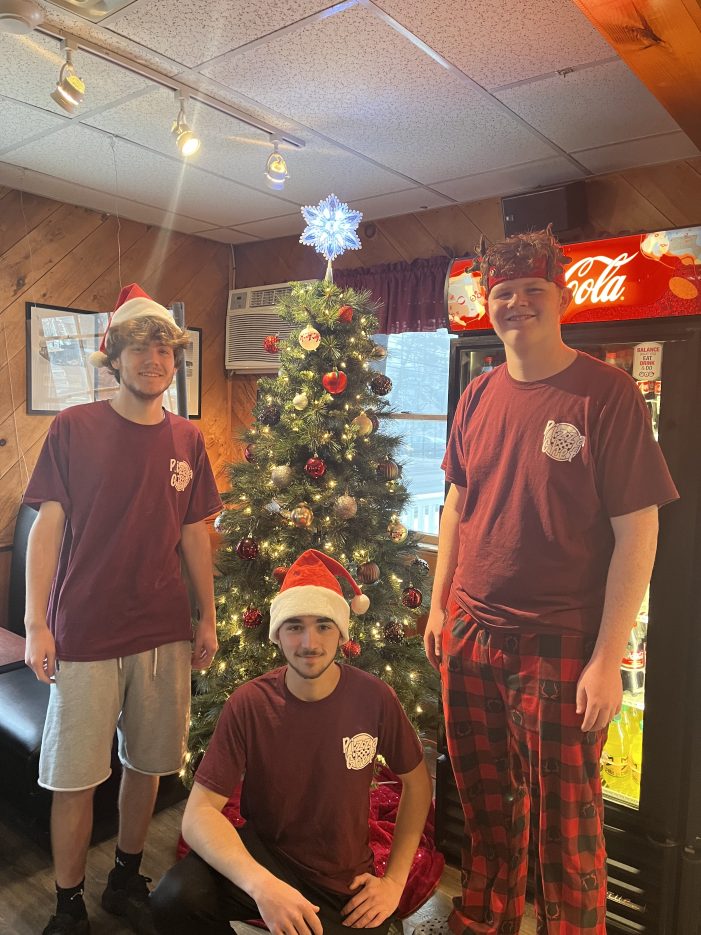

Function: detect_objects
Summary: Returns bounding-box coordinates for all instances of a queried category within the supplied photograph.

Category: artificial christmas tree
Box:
[186,199,438,781]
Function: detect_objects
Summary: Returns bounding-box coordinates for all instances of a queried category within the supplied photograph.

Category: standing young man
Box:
[151,549,433,935]
[24,284,222,935]
[422,229,678,934]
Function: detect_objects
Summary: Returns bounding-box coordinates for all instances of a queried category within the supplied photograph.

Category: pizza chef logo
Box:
[170,458,193,491]
[343,733,378,770]
[542,421,586,462]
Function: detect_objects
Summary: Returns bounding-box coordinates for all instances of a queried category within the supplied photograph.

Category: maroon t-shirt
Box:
[195,664,423,894]
[23,401,222,661]
[442,351,679,636]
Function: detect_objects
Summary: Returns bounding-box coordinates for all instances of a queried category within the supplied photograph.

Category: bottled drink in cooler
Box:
[630,720,644,791]
[602,714,629,792]
[481,355,495,374]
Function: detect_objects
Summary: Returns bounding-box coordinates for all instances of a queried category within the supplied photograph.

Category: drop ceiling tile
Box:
[430,157,582,202]
[373,0,613,88]
[201,4,555,182]
[0,99,67,155]
[190,227,262,244]
[0,30,151,117]
[233,214,306,239]
[84,88,415,202]
[573,132,701,175]
[350,188,454,219]
[496,60,680,152]
[107,0,326,68]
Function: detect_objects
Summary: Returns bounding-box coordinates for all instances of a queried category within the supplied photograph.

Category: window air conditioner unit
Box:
[225,281,313,373]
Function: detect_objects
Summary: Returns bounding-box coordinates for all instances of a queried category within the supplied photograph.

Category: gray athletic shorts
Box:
[38,641,192,792]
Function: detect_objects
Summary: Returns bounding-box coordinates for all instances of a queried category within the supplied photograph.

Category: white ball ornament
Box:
[298,325,321,352]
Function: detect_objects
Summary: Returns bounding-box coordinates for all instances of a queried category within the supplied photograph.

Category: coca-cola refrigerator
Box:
[436,227,701,934]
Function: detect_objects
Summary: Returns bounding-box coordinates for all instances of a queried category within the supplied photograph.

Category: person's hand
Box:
[341,873,403,928]
[576,657,622,732]
[423,607,446,672]
[254,877,322,935]
[191,618,218,670]
[25,624,56,683]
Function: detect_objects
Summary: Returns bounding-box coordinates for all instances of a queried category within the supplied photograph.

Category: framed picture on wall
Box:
[26,303,201,418]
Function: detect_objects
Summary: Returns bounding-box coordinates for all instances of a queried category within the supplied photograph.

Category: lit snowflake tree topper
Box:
[300,194,362,277]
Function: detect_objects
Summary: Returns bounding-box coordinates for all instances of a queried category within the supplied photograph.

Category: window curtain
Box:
[334,255,451,333]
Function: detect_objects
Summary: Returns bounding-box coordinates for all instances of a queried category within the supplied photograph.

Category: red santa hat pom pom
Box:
[351,593,370,614]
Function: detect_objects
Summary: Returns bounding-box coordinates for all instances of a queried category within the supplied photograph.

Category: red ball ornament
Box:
[376,459,401,480]
[236,537,259,560]
[305,457,327,479]
[367,412,380,433]
[370,374,392,396]
[358,561,380,584]
[401,586,423,609]
[342,640,361,659]
[242,608,263,628]
[263,335,280,353]
[272,566,288,585]
[322,370,348,395]
[244,443,256,462]
[337,305,353,323]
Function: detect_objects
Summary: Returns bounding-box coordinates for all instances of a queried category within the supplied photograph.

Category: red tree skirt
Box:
[177,765,445,918]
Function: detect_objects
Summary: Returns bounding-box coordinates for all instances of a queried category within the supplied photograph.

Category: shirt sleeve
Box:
[23,414,72,515]
[184,430,223,524]
[594,377,679,518]
[377,685,423,776]
[194,693,246,797]
[441,387,470,487]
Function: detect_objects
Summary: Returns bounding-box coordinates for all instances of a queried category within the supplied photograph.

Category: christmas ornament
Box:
[341,640,361,659]
[412,557,430,574]
[290,504,314,528]
[370,373,392,396]
[358,561,380,584]
[271,465,293,489]
[305,457,327,479]
[293,392,308,410]
[236,537,259,560]
[322,370,347,394]
[401,586,423,609]
[337,304,353,323]
[263,335,280,354]
[351,412,373,436]
[300,194,362,263]
[334,494,358,520]
[376,459,401,481]
[370,343,388,360]
[387,520,408,544]
[244,443,256,463]
[242,608,263,628]
[272,566,288,585]
[213,511,226,532]
[383,620,404,643]
[298,325,321,352]
[367,412,380,433]
[264,500,281,514]
[259,404,281,426]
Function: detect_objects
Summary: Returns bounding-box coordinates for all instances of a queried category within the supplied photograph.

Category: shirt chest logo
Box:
[542,421,586,462]
[343,733,378,770]
[170,458,193,491]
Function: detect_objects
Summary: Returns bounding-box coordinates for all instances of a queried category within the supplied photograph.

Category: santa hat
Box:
[89,283,175,368]
[269,549,370,645]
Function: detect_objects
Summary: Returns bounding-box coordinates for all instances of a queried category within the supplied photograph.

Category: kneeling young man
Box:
[152,549,432,935]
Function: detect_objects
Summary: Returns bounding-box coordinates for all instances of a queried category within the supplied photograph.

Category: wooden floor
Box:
[0,801,536,935]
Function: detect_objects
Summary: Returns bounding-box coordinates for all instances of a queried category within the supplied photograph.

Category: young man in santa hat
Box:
[150,548,433,935]
[421,227,678,934]
[23,284,222,935]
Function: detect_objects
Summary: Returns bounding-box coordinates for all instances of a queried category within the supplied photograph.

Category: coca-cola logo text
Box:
[564,252,637,306]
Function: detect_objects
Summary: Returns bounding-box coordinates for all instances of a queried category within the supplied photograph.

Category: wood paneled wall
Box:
[234,157,701,286]
[0,187,237,628]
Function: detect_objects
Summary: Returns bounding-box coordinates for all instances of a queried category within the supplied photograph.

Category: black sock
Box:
[56,880,87,919]
[112,846,143,886]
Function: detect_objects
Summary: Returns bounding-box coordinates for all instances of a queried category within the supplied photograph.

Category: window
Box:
[373,330,451,539]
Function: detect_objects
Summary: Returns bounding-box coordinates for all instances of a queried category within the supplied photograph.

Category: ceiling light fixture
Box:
[265,138,289,191]
[0,0,43,33]
[172,92,201,157]
[50,44,85,113]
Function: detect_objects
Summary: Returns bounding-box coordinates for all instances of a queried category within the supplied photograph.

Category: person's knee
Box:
[150,866,197,931]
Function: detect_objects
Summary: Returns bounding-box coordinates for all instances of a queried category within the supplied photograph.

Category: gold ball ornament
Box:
[351,412,373,437]
[291,504,314,528]
[271,465,293,488]
[293,392,309,410]
[387,519,408,544]
[299,325,321,352]
[334,494,358,520]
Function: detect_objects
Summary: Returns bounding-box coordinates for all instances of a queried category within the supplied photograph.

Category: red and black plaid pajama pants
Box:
[441,599,607,934]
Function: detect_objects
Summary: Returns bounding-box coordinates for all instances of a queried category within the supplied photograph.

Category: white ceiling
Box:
[0,0,698,245]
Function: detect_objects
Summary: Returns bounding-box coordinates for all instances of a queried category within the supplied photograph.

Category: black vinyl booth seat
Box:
[0,504,185,843]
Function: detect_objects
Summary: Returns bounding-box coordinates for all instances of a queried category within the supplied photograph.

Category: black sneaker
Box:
[42,914,91,934]
[101,868,157,935]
